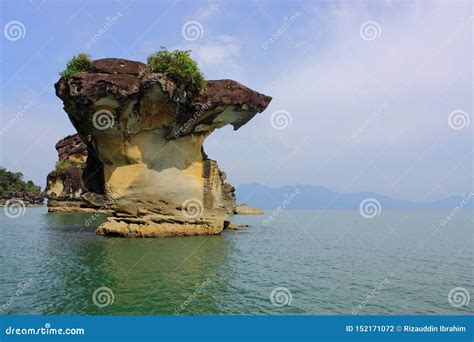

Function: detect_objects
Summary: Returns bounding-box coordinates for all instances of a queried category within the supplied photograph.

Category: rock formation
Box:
[45,134,111,213]
[0,192,44,206]
[234,204,263,215]
[0,167,44,206]
[49,58,271,237]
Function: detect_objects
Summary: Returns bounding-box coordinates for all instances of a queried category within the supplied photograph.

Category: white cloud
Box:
[193,1,221,21]
[210,1,472,200]
[190,35,239,65]
[175,35,245,81]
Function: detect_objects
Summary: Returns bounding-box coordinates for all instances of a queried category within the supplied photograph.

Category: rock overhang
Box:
[50,57,272,237]
[55,58,271,139]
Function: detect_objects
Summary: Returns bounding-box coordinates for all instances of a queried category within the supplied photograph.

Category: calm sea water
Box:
[0,207,472,315]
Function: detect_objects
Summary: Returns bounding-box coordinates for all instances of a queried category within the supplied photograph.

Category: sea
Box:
[0,207,472,315]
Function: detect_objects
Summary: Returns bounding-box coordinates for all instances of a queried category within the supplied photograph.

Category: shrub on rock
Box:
[60,53,92,78]
[147,48,205,94]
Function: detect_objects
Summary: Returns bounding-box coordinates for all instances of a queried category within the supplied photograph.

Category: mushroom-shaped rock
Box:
[53,58,271,237]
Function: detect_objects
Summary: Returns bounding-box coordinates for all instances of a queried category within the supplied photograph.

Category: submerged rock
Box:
[234,204,264,215]
[50,58,271,237]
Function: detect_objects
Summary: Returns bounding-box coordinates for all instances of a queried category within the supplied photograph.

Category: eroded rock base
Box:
[47,199,111,213]
[96,215,224,237]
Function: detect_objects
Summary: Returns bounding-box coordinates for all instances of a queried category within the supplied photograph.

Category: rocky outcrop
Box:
[45,134,109,213]
[52,58,271,237]
[234,204,263,215]
[0,192,44,206]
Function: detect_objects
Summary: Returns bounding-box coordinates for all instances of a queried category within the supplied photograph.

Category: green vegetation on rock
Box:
[147,48,205,94]
[60,53,92,78]
[0,167,41,196]
[55,159,85,171]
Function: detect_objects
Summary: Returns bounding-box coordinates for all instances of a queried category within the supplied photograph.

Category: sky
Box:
[0,0,472,202]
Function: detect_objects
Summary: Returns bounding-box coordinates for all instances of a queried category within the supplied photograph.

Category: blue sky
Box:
[0,0,472,201]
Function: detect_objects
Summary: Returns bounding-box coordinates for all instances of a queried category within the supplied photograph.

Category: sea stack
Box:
[49,58,271,237]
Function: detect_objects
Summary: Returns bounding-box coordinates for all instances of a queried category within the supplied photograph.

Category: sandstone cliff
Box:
[50,58,271,237]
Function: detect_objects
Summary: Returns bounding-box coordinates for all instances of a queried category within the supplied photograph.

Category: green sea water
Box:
[0,207,472,315]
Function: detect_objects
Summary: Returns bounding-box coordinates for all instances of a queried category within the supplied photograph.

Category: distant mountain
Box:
[235,183,473,210]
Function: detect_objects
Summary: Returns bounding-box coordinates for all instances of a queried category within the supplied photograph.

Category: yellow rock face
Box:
[78,86,232,235]
[46,179,64,197]
[54,60,271,237]
[96,129,209,217]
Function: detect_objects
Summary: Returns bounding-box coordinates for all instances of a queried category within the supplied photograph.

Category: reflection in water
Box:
[91,235,232,315]
[44,211,109,232]
[40,210,233,314]
[0,207,472,315]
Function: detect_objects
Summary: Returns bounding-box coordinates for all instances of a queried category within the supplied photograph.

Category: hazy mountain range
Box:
[235,183,473,210]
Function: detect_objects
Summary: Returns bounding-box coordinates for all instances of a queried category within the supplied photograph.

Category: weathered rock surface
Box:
[45,134,109,213]
[0,192,44,206]
[234,204,264,215]
[52,58,271,236]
